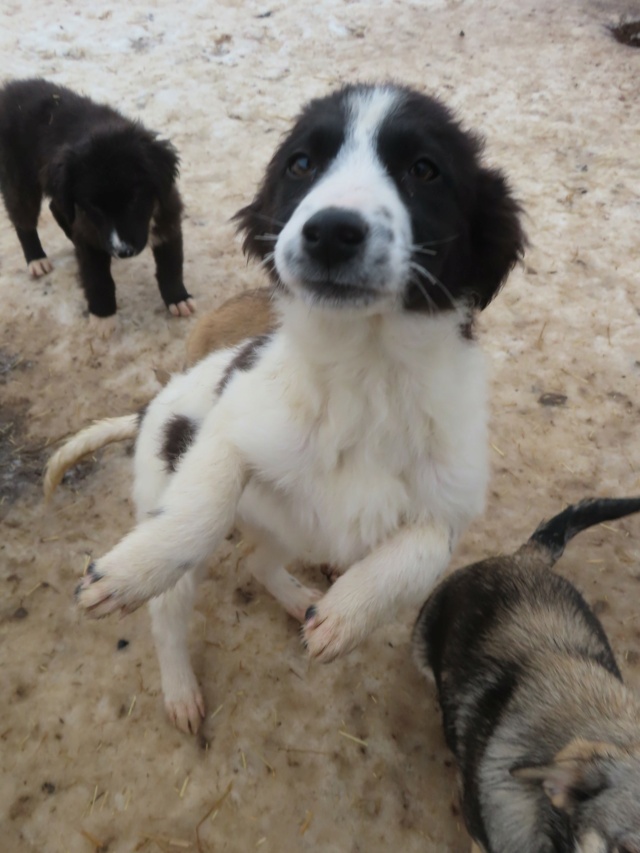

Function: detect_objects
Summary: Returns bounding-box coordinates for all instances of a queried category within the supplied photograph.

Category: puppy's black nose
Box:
[115,245,135,259]
[302,208,369,265]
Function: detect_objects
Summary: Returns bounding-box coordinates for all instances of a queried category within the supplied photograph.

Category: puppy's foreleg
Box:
[152,192,194,317]
[16,228,52,276]
[76,421,247,617]
[75,240,117,319]
[303,522,453,662]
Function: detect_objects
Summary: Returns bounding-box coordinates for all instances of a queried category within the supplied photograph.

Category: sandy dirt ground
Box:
[1,1,639,851]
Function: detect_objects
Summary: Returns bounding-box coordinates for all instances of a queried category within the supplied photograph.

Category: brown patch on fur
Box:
[185,288,277,367]
[161,414,197,473]
[216,334,271,396]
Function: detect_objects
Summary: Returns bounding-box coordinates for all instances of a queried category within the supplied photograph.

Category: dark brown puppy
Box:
[0,78,194,332]
[413,498,640,853]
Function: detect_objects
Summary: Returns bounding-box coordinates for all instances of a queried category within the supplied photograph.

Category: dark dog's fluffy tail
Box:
[529,497,640,564]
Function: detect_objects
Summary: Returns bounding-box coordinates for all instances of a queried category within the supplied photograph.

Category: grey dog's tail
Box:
[529,497,640,564]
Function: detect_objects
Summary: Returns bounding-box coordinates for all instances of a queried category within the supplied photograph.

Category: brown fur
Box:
[184,288,276,367]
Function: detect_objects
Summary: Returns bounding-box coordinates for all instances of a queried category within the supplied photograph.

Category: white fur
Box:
[109,228,133,257]
[44,414,137,500]
[75,88,491,733]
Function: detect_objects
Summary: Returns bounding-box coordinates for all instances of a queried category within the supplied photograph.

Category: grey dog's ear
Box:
[46,146,76,224]
[511,739,624,812]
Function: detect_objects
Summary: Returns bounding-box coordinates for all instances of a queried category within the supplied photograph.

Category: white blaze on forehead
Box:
[345,86,400,149]
[294,87,402,213]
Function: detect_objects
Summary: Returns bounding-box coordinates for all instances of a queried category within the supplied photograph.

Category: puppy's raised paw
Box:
[28,257,53,278]
[75,560,145,619]
[168,297,196,318]
[302,599,360,663]
[88,313,117,339]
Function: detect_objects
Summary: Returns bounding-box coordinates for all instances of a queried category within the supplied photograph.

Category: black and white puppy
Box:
[413,498,640,853]
[61,83,524,733]
[0,78,194,333]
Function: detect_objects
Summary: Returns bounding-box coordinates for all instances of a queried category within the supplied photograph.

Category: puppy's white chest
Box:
[234,381,449,565]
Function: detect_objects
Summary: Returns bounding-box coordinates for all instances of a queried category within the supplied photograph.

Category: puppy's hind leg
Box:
[242,527,322,623]
[149,563,207,734]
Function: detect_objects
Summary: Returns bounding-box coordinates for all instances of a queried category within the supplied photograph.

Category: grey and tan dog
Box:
[413,497,640,853]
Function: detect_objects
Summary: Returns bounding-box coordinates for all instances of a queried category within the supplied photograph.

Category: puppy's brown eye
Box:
[287,153,315,178]
[409,158,439,181]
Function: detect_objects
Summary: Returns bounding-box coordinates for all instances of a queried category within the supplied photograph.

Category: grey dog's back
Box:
[413,497,640,853]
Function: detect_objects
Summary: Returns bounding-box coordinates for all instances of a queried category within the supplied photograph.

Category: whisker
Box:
[250,212,287,228]
[408,275,438,314]
[408,261,456,308]
[413,234,460,248]
[409,235,460,257]
[410,246,437,256]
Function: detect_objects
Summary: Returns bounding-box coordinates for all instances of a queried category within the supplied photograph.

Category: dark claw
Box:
[305,605,317,622]
[74,583,83,598]
[86,562,103,584]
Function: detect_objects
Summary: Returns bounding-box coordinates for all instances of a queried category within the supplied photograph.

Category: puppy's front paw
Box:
[302,599,363,663]
[88,313,117,339]
[28,258,53,278]
[168,298,196,318]
[75,561,147,619]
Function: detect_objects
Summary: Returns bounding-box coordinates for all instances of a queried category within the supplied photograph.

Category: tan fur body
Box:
[184,288,276,367]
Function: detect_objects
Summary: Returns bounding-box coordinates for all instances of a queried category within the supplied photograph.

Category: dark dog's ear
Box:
[467,167,526,310]
[145,136,179,200]
[46,147,76,224]
[511,739,623,813]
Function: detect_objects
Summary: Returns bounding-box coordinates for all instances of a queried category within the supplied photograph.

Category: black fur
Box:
[530,496,640,562]
[216,334,272,395]
[161,414,197,473]
[0,78,191,318]
[233,83,526,313]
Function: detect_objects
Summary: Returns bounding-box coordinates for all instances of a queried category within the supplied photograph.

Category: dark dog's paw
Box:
[168,298,196,318]
[88,314,117,339]
[28,258,53,278]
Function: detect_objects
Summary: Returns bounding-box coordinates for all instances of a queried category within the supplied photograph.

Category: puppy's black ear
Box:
[232,198,269,263]
[46,147,76,224]
[145,136,180,200]
[468,167,526,310]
